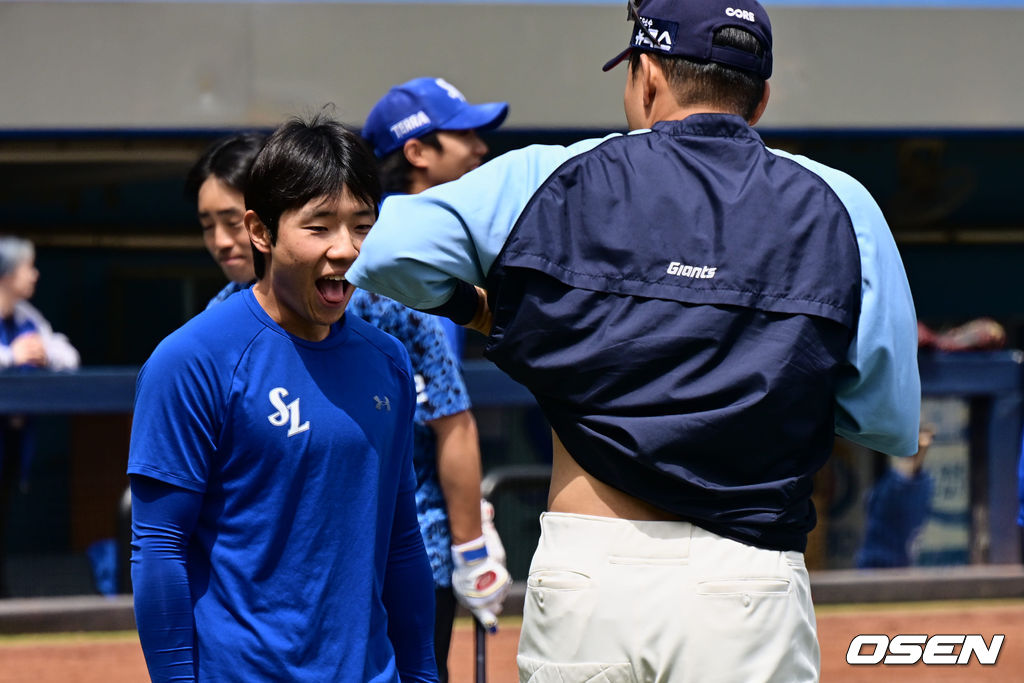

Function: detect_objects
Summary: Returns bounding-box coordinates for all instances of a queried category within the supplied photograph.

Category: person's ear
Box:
[403,138,431,170]
[639,53,659,109]
[245,210,272,255]
[748,81,771,125]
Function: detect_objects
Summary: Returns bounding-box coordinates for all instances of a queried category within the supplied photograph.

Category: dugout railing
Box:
[1,351,1023,604]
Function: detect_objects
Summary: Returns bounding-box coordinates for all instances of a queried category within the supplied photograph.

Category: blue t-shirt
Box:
[128,289,423,681]
[205,279,253,310]
[438,317,466,361]
[348,289,472,587]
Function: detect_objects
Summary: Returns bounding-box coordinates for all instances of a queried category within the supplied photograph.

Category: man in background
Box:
[0,236,79,596]
[355,77,510,682]
[0,237,79,372]
[362,76,507,359]
[184,132,265,308]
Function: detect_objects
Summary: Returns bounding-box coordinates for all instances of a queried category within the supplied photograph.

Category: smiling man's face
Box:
[248,187,375,341]
[197,176,256,285]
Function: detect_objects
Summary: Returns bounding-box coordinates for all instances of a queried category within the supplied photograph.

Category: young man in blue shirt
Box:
[129,114,436,682]
[348,1,920,680]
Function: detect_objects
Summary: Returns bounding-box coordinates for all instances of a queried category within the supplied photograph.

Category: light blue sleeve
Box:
[771,149,921,457]
[347,135,620,310]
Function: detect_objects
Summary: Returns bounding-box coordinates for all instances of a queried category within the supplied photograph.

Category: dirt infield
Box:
[0,601,1020,682]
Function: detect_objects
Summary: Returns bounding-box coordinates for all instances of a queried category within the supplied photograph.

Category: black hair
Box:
[246,112,381,279]
[375,132,442,195]
[183,132,267,202]
[630,27,767,121]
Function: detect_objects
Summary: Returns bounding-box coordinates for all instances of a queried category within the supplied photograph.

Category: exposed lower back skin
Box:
[547,430,680,521]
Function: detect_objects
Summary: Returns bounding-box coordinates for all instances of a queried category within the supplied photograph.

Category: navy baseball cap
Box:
[602,0,773,79]
[362,77,509,158]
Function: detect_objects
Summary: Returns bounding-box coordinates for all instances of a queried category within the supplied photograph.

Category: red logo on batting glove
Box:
[475,571,497,591]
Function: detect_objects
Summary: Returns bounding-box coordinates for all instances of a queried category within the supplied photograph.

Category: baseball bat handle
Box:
[474,617,487,683]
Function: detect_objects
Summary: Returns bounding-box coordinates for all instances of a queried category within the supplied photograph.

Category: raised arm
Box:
[347,136,617,317]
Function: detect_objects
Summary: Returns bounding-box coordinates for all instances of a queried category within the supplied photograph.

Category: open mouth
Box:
[315,274,351,305]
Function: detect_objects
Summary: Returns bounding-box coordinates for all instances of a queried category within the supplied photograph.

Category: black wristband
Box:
[422,279,478,325]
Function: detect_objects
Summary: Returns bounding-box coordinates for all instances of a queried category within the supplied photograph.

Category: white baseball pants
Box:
[517,512,819,682]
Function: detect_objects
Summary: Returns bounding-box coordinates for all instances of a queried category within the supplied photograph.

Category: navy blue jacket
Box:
[350,115,920,552]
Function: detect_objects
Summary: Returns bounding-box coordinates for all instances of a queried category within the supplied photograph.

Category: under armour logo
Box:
[267,387,310,437]
[374,395,392,411]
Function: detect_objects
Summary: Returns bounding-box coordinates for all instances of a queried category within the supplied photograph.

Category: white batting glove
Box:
[480,499,506,568]
[452,535,511,633]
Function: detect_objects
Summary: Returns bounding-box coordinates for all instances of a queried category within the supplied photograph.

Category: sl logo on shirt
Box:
[267,387,310,437]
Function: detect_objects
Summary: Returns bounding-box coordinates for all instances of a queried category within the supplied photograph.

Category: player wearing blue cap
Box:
[128,114,437,682]
[356,77,511,683]
[363,77,508,198]
[361,76,508,361]
[348,0,920,680]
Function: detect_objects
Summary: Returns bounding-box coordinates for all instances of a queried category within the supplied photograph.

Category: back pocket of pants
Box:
[517,655,636,683]
[527,569,591,591]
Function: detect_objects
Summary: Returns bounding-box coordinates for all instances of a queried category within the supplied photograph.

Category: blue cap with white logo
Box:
[362,77,509,158]
[602,0,772,79]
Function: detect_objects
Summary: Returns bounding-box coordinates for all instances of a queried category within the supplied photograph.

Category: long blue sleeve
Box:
[383,479,438,683]
[130,474,202,683]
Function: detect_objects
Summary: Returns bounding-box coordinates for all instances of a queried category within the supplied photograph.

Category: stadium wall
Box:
[0,2,1021,131]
